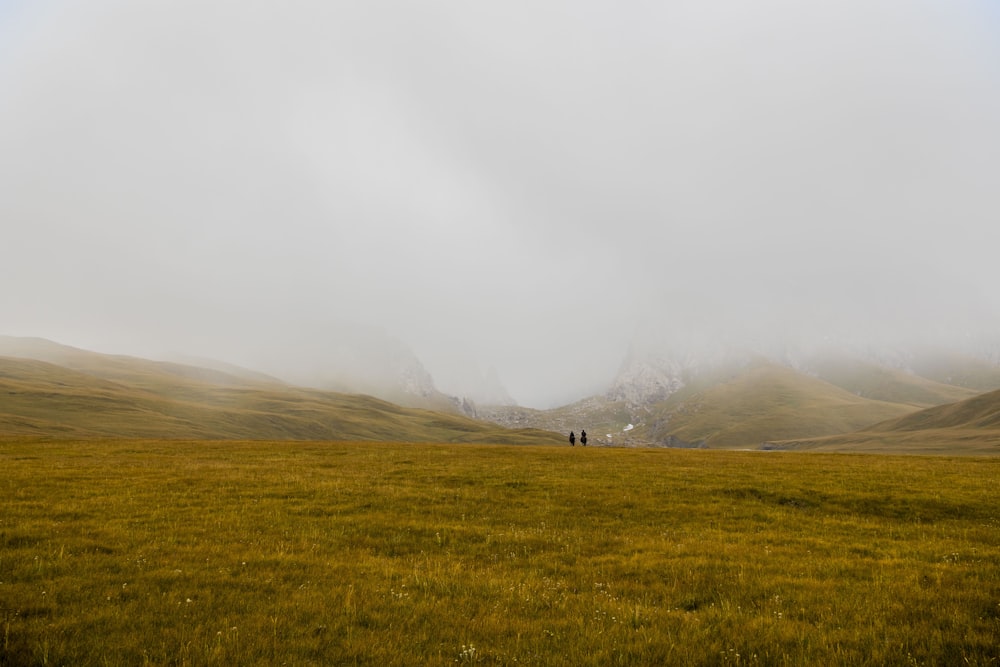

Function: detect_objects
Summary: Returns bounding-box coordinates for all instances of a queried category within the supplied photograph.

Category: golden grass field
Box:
[2,439,999,666]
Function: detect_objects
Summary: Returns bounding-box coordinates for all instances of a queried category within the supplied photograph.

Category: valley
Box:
[2,335,1000,454]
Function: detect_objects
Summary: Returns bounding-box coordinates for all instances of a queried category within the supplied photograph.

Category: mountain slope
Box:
[478,396,635,446]
[0,336,283,393]
[866,387,1000,433]
[0,342,560,444]
[0,335,482,417]
[773,388,1000,455]
[231,327,478,413]
[906,350,1000,393]
[803,354,979,407]
[639,361,917,448]
[478,342,1000,452]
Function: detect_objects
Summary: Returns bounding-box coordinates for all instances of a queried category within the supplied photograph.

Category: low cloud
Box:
[2,1,998,407]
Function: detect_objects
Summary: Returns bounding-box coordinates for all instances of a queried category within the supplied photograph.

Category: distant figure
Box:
[569,431,576,446]
[580,430,588,446]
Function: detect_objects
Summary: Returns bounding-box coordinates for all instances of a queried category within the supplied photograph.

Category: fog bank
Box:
[2,1,998,407]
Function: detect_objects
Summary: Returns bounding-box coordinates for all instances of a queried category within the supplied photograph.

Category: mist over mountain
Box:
[0,336,558,443]
[194,323,508,415]
[1,1,999,408]
[607,325,1000,412]
[4,333,999,453]
[431,363,516,408]
[240,323,438,400]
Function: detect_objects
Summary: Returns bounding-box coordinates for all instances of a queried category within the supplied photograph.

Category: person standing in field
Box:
[569,431,576,446]
[580,430,588,446]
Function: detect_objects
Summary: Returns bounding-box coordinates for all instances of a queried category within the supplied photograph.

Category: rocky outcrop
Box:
[606,353,686,409]
[397,358,437,398]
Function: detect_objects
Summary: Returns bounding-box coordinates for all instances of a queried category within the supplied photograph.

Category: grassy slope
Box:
[868,387,1000,432]
[775,388,1000,455]
[483,357,988,449]
[0,335,282,391]
[806,355,979,407]
[642,362,916,448]
[0,336,474,417]
[0,355,561,445]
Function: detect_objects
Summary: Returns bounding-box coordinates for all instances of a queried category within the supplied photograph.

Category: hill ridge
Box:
[0,339,560,444]
[772,387,1000,454]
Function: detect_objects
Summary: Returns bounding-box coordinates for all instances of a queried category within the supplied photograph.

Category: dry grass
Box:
[775,428,1000,455]
[2,439,999,665]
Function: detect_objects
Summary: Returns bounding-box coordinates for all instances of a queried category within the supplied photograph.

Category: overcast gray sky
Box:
[2,1,999,407]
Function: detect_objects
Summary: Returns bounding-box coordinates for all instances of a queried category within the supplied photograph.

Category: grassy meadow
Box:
[2,439,999,666]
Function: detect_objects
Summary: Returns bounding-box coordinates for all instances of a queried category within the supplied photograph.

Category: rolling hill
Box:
[801,354,980,407]
[5,336,999,453]
[0,338,561,444]
[635,361,918,448]
[772,388,1000,455]
[483,347,1000,452]
[482,361,926,449]
[868,387,1000,432]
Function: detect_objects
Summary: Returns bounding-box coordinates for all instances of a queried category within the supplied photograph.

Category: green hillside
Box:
[640,361,917,448]
[0,344,560,444]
